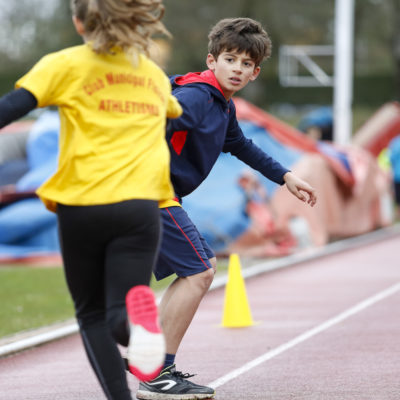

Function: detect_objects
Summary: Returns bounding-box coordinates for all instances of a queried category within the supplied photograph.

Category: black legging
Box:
[57,199,161,400]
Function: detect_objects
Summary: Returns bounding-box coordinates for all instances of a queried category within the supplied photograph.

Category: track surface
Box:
[0,234,399,399]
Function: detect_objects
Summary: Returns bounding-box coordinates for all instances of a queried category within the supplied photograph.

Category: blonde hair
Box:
[70,0,170,59]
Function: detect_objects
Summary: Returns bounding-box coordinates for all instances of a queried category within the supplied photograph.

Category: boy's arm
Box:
[223,118,289,184]
[224,104,317,206]
[0,88,38,129]
[283,171,317,206]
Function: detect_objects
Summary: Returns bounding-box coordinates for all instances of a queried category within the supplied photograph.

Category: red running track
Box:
[0,234,399,399]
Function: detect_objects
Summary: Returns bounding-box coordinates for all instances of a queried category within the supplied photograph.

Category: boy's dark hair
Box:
[208,18,272,66]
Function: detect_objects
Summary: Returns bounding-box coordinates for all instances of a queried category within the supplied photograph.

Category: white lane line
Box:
[0,323,79,357]
[208,281,400,389]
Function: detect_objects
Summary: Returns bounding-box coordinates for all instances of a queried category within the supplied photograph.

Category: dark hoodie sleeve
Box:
[166,86,208,140]
[0,88,37,129]
[223,102,290,185]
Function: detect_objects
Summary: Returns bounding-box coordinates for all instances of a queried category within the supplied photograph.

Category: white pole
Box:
[333,0,355,145]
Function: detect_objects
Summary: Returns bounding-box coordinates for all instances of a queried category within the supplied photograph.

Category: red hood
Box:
[174,70,225,98]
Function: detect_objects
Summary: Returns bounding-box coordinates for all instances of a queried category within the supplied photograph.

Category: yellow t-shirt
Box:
[159,198,181,208]
[16,44,182,212]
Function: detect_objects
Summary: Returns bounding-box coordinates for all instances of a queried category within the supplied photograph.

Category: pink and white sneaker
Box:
[125,285,165,382]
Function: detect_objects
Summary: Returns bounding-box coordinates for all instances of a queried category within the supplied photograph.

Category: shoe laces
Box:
[172,370,196,380]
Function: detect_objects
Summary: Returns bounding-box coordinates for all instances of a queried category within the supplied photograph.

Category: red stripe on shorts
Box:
[165,208,210,270]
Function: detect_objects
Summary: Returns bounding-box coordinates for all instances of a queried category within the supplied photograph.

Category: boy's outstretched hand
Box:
[283,172,317,207]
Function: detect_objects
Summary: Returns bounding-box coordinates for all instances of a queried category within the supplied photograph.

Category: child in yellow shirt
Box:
[0,0,182,398]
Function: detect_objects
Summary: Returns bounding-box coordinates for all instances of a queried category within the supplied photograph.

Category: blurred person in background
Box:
[298,106,333,142]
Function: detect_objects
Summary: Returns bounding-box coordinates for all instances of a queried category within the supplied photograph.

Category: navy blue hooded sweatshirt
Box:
[167,70,289,198]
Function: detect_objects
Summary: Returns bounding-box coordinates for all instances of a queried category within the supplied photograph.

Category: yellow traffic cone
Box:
[221,253,254,328]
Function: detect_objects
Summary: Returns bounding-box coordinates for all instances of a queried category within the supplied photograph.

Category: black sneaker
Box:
[136,364,215,399]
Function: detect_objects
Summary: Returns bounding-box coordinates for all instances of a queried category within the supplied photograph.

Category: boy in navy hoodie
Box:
[136,18,317,400]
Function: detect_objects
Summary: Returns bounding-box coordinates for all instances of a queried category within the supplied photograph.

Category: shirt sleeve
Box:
[166,86,208,137]
[223,101,290,185]
[166,94,183,119]
[0,88,37,129]
[15,52,71,108]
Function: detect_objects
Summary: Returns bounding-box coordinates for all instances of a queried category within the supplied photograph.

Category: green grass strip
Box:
[0,267,74,338]
[0,260,227,340]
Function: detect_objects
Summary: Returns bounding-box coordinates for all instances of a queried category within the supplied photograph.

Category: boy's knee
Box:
[193,267,214,291]
[209,256,217,271]
[205,266,215,284]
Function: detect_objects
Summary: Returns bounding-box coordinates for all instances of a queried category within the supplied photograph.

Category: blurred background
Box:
[1,0,400,263]
[0,0,399,126]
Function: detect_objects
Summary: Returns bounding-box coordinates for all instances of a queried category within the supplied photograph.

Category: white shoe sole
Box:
[127,323,165,380]
[136,390,215,400]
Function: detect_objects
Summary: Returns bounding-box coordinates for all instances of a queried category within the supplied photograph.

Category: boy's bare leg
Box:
[137,264,217,399]
[159,258,216,354]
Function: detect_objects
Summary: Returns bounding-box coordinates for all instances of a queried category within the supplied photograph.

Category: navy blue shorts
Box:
[154,206,215,281]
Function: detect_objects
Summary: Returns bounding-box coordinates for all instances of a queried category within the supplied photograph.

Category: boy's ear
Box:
[249,66,261,82]
[72,16,85,36]
[206,53,217,71]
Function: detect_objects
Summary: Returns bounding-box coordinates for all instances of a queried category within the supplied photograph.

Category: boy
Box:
[136,18,317,400]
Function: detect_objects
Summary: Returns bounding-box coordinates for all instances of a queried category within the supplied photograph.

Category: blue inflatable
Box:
[0,111,60,260]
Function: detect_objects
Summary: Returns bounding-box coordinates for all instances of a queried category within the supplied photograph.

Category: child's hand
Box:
[283,172,317,207]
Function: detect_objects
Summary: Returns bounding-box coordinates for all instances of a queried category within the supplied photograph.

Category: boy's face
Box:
[206,50,261,100]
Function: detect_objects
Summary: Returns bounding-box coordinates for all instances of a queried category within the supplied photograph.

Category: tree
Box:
[392,0,400,95]
[0,0,78,92]
[0,0,398,104]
